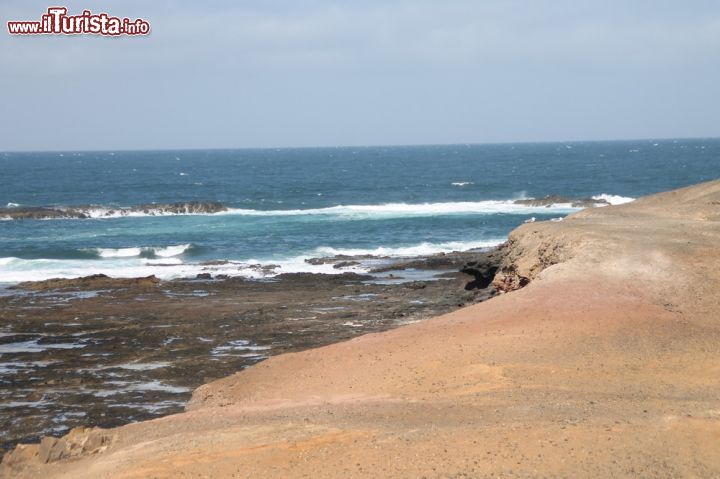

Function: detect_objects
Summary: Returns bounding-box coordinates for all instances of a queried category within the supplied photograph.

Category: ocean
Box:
[1,139,718,284]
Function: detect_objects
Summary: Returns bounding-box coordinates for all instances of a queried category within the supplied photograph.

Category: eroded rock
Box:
[2,427,112,473]
[513,195,608,208]
[12,274,161,291]
[492,225,575,292]
[0,201,227,220]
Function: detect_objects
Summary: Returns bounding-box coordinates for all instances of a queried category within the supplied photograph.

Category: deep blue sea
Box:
[1,139,718,283]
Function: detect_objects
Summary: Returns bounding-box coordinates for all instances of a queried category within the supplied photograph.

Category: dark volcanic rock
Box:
[0,201,228,220]
[12,274,161,291]
[133,201,227,215]
[305,250,499,274]
[368,249,499,274]
[0,207,86,220]
[305,255,379,266]
[274,272,373,282]
[461,261,498,290]
[459,247,504,291]
[247,264,280,273]
[0,245,504,454]
[333,261,360,269]
[513,195,608,208]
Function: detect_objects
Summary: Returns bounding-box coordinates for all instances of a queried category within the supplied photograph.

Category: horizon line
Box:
[1,135,719,155]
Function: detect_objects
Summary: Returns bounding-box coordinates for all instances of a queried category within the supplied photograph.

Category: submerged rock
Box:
[333,261,360,269]
[0,207,86,220]
[305,255,379,265]
[133,201,227,216]
[513,195,609,208]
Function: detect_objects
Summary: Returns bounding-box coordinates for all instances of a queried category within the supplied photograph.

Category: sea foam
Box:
[92,244,192,259]
[312,239,503,257]
[0,239,503,284]
[221,200,581,219]
[591,194,635,205]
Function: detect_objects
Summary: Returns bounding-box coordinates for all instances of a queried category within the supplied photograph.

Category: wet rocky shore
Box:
[0,247,501,453]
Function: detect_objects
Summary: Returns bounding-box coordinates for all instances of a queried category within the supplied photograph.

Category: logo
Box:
[7,7,150,36]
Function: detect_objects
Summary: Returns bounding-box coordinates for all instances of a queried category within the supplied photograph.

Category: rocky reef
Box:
[0,247,500,456]
[11,274,161,291]
[0,201,227,220]
[512,195,609,208]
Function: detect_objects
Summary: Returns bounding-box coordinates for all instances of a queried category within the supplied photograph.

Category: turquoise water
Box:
[1,139,718,282]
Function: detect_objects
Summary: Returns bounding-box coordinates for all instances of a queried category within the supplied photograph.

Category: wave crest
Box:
[222,200,581,218]
[91,244,193,259]
[591,194,635,205]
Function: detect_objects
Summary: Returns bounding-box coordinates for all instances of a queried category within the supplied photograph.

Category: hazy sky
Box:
[1,0,719,151]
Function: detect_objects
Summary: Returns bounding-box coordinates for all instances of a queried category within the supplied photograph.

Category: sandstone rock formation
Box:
[2,427,112,467]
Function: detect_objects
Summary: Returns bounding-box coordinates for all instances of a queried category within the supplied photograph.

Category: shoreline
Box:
[0,240,508,285]
[3,179,720,477]
[0,247,501,453]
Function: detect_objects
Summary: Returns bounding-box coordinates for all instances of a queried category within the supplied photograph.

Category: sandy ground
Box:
[3,180,720,478]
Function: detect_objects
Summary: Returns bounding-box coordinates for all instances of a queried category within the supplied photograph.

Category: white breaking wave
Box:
[6,203,20,208]
[312,239,503,257]
[92,244,192,259]
[451,182,474,187]
[221,200,581,219]
[156,244,192,257]
[592,194,635,205]
[79,208,203,219]
[0,256,362,283]
[96,247,143,258]
[5,196,635,221]
[0,239,503,284]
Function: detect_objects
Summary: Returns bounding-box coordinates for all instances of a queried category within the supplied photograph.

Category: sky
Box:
[1,0,719,151]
